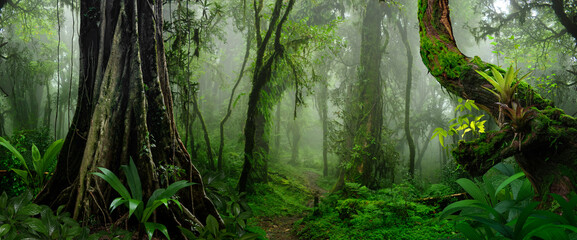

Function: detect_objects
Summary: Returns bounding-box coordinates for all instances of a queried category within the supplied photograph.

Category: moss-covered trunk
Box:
[238,0,295,193]
[418,0,577,200]
[37,0,222,234]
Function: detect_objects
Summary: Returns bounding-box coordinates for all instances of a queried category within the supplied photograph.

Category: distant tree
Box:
[333,0,390,191]
[472,0,577,44]
[238,0,296,193]
[419,0,577,200]
[37,0,222,233]
[397,16,416,179]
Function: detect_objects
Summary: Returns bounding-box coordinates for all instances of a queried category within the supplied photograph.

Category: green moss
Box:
[452,130,513,176]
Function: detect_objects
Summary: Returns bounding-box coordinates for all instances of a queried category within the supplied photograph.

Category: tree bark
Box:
[37,0,222,233]
[419,0,577,200]
[550,0,577,43]
[397,18,416,179]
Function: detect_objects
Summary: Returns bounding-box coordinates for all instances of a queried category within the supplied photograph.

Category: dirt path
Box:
[255,171,327,240]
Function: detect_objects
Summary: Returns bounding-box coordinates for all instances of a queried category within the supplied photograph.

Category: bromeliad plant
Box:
[475,65,531,126]
[0,137,63,195]
[92,158,194,240]
[499,102,537,150]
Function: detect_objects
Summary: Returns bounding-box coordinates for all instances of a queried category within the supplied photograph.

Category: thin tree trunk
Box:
[218,29,251,170]
[397,19,416,179]
[289,116,300,165]
[273,102,281,160]
[320,82,329,177]
[192,91,215,170]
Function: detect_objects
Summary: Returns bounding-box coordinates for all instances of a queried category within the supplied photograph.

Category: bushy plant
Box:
[0,136,63,195]
[440,163,577,239]
[93,158,193,240]
[298,182,456,239]
[0,129,53,196]
[476,65,531,126]
[432,98,487,147]
[0,190,132,240]
[0,190,90,239]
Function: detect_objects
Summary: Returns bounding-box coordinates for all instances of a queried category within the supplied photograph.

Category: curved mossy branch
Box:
[419,0,577,199]
[418,0,551,117]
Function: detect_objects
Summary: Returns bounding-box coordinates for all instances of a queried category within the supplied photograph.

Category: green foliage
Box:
[476,65,532,127]
[0,129,53,196]
[432,98,487,147]
[476,65,530,107]
[0,190,89,239]
[440,163,577,239]
[0,190,132,240]
[92,158,194,240]
[299,183,456,239]
[0,136,63,195]
[179,214,260,240]
[500,103,536,133]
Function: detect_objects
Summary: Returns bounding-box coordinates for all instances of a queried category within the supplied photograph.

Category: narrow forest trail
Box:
[255,171,327,240]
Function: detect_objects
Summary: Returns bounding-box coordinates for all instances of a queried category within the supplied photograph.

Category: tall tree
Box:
[37,0,221,233]
[238,0,295,193]
[334,0,387,191]
[419,0,577,200]
[397,17,416,179]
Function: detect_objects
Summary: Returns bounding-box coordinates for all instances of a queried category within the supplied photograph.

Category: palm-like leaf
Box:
[476,65,531,106]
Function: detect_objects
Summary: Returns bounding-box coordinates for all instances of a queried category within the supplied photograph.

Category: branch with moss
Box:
[419,0,577,199]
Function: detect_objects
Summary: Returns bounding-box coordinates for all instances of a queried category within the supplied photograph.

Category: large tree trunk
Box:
[419,0,577,200]
[335,0,386,190]
[37,0,221,233]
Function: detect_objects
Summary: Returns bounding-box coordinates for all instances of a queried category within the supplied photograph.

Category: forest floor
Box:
[254,170,328,240]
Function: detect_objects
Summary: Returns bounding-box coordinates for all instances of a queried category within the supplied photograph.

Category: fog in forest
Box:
[1,0,576,239]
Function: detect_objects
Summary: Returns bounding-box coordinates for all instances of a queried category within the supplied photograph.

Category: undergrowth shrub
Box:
[0,129,52,196]
[298,181,456,239]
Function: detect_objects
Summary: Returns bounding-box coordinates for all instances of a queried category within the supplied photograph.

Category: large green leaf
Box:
[469,215,513,238]
[19,203,42,216]
[121,158,142,201]
[24,217,48,235]
[0,137,27,171]
[92,168,131,200]
[10,168,29,185]
[156,180,194,201]
[144,222,170,240]
[495,172,525,198]
[457,178,487,203]
[206,215,219,235]
[512,201,539,240]
[127,199,143,219]
[31,145,41,166]
[439,199,482,220]
[0,192,7,209]
[39,139,64,174]
[456,222,484,240]
[0,224,11,237]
